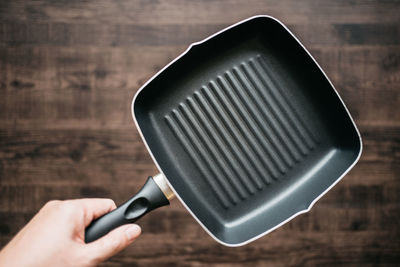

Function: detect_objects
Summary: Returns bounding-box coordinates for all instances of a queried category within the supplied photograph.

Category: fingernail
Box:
[125,224,141,240]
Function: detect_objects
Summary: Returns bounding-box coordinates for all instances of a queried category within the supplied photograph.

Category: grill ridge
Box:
[224,70,302,163]
[164,115,231,208]
[199,85,275,183]
[255,55,319,144]
[179,102,249,199]
[216,74,288,174]
[208,81,280,179]
[223,71,295,168]
[236,64,309,156]
[164,55,319,208]
[193,91,265,190]
[224,69,293,171]
[187,97,257,195]
[172,108,242,204]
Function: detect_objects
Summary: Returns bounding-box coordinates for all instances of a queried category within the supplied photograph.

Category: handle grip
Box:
[85,176,169,243]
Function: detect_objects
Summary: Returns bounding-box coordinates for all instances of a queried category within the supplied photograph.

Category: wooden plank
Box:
[0,22,399,48]
[0,46,399,128]
[0,125,398,185]
[0,0,399,25]
[0,129,157,186]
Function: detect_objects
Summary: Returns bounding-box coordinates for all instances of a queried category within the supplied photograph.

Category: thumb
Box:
[85,224,141,264]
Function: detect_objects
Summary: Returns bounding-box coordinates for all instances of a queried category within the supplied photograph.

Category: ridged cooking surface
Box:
[164,55,319,209]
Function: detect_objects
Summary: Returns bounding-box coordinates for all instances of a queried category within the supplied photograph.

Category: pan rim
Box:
[130,14,363,247]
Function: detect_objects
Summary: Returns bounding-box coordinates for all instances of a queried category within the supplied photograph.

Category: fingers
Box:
[69,198,117,227]
[85,224,141,264]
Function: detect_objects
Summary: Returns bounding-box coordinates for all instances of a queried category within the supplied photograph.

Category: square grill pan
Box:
[133,16,362,246]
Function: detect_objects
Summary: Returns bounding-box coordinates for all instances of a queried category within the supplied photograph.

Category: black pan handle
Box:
[85,176,170,243]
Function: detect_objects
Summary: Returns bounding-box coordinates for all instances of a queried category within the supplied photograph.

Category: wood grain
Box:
[0,0,399,266]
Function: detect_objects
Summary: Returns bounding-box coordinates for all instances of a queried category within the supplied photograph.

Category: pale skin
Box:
[0,199,141,267]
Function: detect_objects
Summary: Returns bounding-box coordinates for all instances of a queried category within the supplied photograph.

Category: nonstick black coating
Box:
[134,16,361,245]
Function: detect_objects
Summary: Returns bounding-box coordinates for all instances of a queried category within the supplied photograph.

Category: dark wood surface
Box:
[1,0,399,266]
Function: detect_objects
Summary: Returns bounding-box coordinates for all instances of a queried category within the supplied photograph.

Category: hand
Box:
[0,199,141,267]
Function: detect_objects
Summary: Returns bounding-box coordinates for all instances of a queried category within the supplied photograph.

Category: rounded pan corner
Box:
[131,14,287,117]
[214,139,363,247]
[131,88,141,118]
[187,15,284,51]
[131,15,278,128]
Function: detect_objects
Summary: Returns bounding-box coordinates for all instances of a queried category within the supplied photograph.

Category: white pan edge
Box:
[130,15,363,247]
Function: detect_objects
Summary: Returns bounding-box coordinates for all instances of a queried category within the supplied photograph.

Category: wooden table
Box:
[1,1,399,266]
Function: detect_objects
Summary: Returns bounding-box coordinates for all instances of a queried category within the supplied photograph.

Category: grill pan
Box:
[85,15,362,246]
